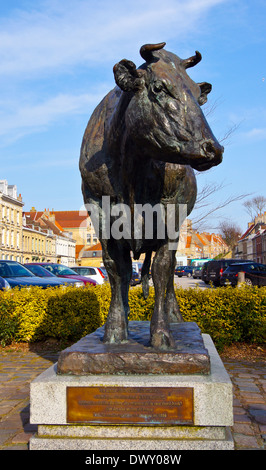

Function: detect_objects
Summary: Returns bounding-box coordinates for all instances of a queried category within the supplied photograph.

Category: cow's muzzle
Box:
[194,139,224,171]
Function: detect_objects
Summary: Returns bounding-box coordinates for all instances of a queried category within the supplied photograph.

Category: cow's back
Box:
[79,88,122,200]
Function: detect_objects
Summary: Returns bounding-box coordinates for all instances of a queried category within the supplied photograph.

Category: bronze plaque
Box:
[67,386,194,425]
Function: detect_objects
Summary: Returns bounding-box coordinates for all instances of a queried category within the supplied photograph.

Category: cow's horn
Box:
[182,51,202,69]
[140,42,166,61]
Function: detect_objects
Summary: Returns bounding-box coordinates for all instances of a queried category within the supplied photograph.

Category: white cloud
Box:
[0,91,105,143]
[0,0,227,77]
[0,0,227,144]
[244,128,266,140]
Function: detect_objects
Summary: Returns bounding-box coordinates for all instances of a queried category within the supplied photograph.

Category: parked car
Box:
[130,270,141,286]
[202,259,250,286]
[132,262,143,275]
[0,260,80,289]
[24,264,85,287]
[0,275,11,290]
[192,266,202,279]
[221,262,266,287]
[201,262,209,284]
[98,266,108,280]
[71,266,107,284]
[175,266,193,277]
[26,263,96,286]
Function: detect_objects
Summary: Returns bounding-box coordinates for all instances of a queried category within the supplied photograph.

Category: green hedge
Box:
[0,284,265,350]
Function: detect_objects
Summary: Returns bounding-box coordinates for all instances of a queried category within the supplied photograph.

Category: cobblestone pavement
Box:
[0,348,265,451]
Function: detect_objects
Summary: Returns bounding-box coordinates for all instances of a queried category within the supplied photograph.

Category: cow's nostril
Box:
[203,141,223,160]
[203,141,215,157]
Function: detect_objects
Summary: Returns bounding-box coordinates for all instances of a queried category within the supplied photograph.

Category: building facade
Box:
[23,210,76,266]
[235,214,266,264]
[0,180,24,262]
[176,219,228,263]
[22,223,56,263]
[25,209,98,263]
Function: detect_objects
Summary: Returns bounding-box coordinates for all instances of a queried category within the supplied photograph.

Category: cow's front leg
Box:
[150,244,175,349]
[102,240,132,344]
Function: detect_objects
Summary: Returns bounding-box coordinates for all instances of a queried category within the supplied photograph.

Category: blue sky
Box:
[0,0,265,233]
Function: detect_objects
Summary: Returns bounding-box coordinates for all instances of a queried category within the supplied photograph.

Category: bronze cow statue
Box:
[79,43,223,349]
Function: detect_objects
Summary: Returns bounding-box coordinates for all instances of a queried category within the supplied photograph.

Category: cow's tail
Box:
[141,251,152,300]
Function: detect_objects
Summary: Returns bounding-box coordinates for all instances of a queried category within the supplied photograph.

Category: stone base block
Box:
[57,322,210,375]
[30,333,234,450]
[30,426,234,450]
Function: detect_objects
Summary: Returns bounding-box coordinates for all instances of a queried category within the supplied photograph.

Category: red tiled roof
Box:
[195,234,206,245]
[51,211,88,228]
[85,242,102,251]
[76,245,85,257]
[239,224,255,241]
[185,236,191,249]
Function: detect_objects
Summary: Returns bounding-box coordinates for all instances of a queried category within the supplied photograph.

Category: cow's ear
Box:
[198,82,212,106]
[113,59,145,92]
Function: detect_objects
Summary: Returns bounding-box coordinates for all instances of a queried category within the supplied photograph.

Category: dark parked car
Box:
[202,259,250,286]
[192,266,202,279]
[24,264,85,287]
[175,266,193,277]
[27,263,96,286]
[221,262,266,287]
[130,270,141,286]
[0,275,11,290]
[0,260,77,289]
[201,262,209,283]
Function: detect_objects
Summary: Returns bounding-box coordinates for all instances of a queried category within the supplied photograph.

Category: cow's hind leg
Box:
[165,250,184,322]
[102,239,132,344]
[150,244,175,349]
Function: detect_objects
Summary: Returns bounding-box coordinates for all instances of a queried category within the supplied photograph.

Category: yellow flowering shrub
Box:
[0,283,265,350]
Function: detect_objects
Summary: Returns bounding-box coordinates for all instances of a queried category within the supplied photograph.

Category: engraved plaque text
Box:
[67,386,194,425]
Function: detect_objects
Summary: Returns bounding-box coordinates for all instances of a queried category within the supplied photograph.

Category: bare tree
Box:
[191,177,249,231]
[218,221,242,250]
[189,100,247,230]
[243,196,266,221]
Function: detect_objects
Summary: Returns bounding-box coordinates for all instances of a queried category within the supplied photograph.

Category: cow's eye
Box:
[153,81,163,93]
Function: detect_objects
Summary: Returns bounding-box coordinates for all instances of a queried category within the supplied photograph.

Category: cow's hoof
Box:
[150,329,175,350]
[103,326,128,344]
[165,296,184,323]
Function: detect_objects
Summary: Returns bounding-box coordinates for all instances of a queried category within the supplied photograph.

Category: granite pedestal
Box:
[29,322,234,450]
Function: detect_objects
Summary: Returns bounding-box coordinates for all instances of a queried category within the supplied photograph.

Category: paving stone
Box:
[233,423,255,435]
[12,431,33,444]
[233,434,261,449]
[238,385,260,392]
[233,406,246,414]
[249,409,266,425]
[0,431,15,446]
[234,414,252,424]
[259,424,266,433]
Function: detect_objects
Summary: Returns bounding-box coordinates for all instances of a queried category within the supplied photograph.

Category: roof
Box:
[185,236,192,249]
[50,211,89,228]
[24,210,89,229]
[239,224,255,241]
[85,242,102,252]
